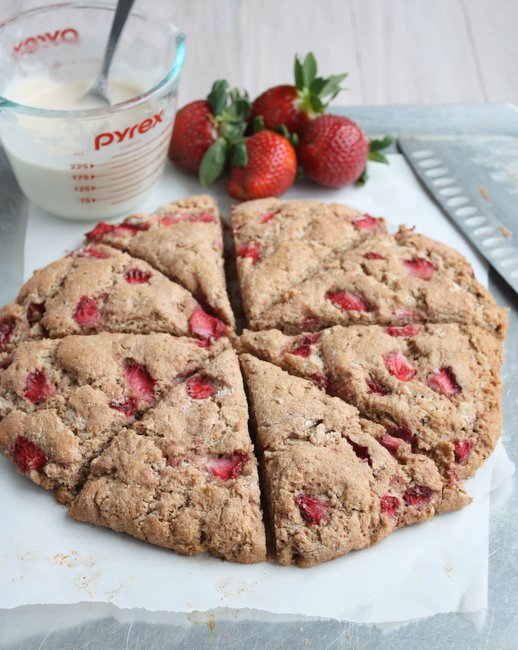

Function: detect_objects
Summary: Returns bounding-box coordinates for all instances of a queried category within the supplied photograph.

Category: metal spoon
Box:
[82,0,137,105]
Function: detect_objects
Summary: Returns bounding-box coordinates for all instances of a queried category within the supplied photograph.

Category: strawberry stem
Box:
[294,53,348,115]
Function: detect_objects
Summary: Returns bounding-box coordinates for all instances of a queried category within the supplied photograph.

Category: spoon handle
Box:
[99,0,137,83]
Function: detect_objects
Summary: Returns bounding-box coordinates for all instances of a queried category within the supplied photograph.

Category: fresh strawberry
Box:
[169,100,217,173]
[227,130,297,200]
[384,351,416,381]
[403,257,436,280]
[24,369,56,404]
[299,116,393,187]
[294,493,330,525]
[170,80,250,182]
[325,290,370,312]
[298,115,369,187]
[346,437,372,466]
[124,359,156,403]
[109,396,139,419]
[454,439,474,464]
[249,53,347,136]
[73,295,101,327]
[0,316,16,351]
[427,367,461,397]
[205,452,249,480]
[403,485,433,506]
[188,306,226,342]
[186,375,216,400]
[385,324,421,337]
[380,495,400,517]
[237,241,262,264]
[124,268,152,284]
[13,435,47,473]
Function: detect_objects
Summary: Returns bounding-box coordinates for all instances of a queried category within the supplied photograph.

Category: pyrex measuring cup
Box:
[0,3,185,220]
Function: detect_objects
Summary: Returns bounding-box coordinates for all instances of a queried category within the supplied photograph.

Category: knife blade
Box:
[0,145,27,306]
[398,135,518,299]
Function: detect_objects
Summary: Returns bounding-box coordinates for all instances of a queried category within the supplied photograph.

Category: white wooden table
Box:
[2,0,517,107]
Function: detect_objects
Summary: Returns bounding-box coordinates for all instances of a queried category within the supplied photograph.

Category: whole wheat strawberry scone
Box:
[231,198,506,337]
[239,323,503,487]
[240,354,451,567]
[0,193,508,567]
[85,195,235,328]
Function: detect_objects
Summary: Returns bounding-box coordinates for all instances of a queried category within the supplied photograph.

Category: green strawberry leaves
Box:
[368,135,395,164]
[295,53,347,115]
[200,81,250,186]
[356,135,395,186]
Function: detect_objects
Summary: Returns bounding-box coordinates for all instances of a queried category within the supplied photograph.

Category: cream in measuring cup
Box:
[0,4,185,220]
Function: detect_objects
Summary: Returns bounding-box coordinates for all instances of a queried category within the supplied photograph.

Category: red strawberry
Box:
[298,115,369,187]
[346,437,372,466]
[294,493,330,525]
[385,324,421,337]
[124,268,152,284]
[170,80,250,180]
[169,100,217,173]
[237,241,262,264]
[454,439,474,464]
[186,375,216,400]
[380,434,405,453]
[403,257,436,280]
[249,53,347,136]
[326,290,370,312]
[73,295,101,327]
[189,306,226,342]
[205,452,249,480]
[27,302,46,326]
[380,495,400,517]
[124,359,155,403]
[289,344,311,358]
[384,351,416,381]
[403,485,433,506]
[228,130,297,200]
[353,215,385,231]
[13,435,47,473]
[109,396,139,419]
[160,212,216,225]
[366,377,390,396]
[24,369,56,404]
[364,252,385,260]
[0,316,16,351]
[427,367,461,397]
[85,220,150,242]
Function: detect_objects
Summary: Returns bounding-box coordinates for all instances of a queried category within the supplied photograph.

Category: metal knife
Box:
[0,145,27,305]
[398,135,518,298]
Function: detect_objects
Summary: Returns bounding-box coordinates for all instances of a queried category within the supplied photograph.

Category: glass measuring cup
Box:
[0,3,185,220]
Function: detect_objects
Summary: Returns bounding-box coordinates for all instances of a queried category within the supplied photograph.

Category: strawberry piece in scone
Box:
[240,354,446,567]
[0,333,231,504]
[239,322,502,490]
[14,244,226,343]
[85,195,234,327]
[231,198,506,337]
[69,348,266,564]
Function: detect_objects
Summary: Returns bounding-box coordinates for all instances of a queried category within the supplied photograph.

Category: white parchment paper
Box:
[0,155,514,623]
